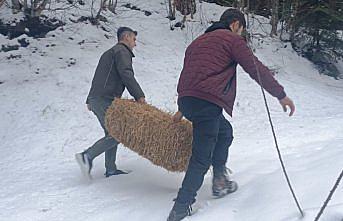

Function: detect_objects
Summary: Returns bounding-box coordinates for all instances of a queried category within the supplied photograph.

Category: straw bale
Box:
[105,98,192,172]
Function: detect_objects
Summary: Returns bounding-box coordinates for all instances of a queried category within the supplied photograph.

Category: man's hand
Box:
[87,104,91,111]
[172,111,183,123]
[279,96,295,116]
[137,97,146,104]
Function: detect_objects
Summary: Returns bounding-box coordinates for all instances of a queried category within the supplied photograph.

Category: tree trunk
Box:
[329,0,336,10]
[91,0,95,18]
[35,0,49,17]
[246,0,250,27]
[270,0,279,36]
[167,0,175,20]
[21,0,50,18]
[96,0,103,18]
[279,0,289,40]
[23,0,28,10]
[11,0,21,13]
[30,0,35,17]
[101,0,107,9]
[190,0,195,19]
[0,0,5,8]
[109,0,117,13]
[238,0,244,11]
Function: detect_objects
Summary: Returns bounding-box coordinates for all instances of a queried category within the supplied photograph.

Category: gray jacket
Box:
[86,43,145,103]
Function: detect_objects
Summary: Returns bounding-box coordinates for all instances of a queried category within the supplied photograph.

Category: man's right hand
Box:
[137,97,146,104]
[279,96,295,116]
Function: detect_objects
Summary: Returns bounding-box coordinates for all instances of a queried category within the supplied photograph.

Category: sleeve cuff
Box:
[277,91,287,100]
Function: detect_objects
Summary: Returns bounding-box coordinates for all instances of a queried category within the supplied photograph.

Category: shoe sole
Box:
[105,170,132,177]
[212,183,238,199]
[75,153,92,181]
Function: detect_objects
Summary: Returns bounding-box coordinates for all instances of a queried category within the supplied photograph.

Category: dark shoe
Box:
[167,201,193,221]
[105,169,129,177]
[212,168,238,198]
[75,152,93,180]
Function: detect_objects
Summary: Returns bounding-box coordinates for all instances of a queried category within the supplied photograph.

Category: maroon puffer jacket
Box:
[177,29,286,116]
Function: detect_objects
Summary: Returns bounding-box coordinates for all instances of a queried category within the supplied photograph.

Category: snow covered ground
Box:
[0,1,342,221]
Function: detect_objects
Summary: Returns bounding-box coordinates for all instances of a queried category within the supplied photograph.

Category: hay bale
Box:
[105,98,192,172]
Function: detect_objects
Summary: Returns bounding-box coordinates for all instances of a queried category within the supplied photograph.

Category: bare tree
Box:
[35,0,49,16]
[0,0,5,7]
[167,0,176,20]
[11,0,21,13]
[97,0,117,15]
[95,0,104,19]
[17,0,50,18]
[108,0,117,13]
[245,0,250,29]
[174,0,196,17]
[23,0,27,10]
[270,0,279,36]
[289,0,299,42]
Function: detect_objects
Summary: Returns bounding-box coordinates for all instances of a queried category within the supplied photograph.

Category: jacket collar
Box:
[118,42,135,57]
[205,21,232,33]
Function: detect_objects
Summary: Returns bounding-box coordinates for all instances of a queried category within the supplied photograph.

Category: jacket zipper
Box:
[222,62,237,94]
[104,59,115,88]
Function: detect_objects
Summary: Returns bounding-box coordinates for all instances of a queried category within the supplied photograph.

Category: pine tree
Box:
[290,0,343,78]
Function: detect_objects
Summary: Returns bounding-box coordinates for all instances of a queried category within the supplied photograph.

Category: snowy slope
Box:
[0,1,342,221]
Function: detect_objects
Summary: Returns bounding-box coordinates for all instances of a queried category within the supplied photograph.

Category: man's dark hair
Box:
[219,8,246,29]
[117,27,138,41]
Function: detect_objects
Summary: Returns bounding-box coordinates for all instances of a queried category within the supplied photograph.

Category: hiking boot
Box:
[167,201,193,221]
[75,152,93,180]
[212,168,238,198]
[104,169,129,177]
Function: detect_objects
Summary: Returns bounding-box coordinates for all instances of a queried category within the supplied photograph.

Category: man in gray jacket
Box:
[75,27,146,179]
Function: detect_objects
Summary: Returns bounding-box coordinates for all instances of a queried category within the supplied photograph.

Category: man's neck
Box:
[119,41,131,50]
[117,42,135,57]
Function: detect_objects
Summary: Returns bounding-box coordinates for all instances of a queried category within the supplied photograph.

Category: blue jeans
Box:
[86,97,119,172]
[175,96,233,204]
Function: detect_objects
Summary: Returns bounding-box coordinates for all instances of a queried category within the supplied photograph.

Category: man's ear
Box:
[234,21,241,28]
[121,33,129,41]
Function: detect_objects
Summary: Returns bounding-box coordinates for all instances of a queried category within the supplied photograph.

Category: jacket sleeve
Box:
[231,37,286,100]
[115,48,145,100]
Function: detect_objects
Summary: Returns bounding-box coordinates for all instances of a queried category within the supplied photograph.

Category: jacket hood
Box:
[205,21,231,33]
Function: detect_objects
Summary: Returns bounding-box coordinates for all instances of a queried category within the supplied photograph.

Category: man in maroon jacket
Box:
[167,8,295,221]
